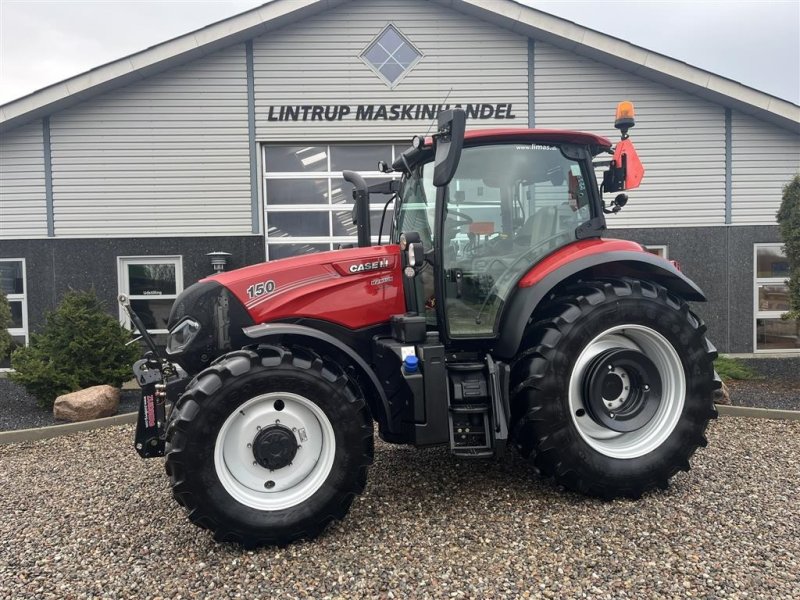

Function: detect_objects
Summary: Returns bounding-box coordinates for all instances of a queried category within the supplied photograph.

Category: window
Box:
[360,24,422,87]
[263,144,402,260]
[753,244,798,352]
[645,245,668,259]
[118,256,183,335]
[0,258,27,367]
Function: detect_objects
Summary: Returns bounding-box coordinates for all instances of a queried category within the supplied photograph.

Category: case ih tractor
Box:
[122,103,719,546]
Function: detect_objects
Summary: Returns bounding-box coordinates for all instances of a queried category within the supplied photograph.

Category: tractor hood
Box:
[165,245,404,374]
[207,244,404,328]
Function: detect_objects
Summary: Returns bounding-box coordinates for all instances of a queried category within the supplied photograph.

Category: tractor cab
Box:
[393,126,606,342]
[348,106,640,347]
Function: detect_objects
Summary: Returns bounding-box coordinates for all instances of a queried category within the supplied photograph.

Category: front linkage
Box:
[119,294,188,458]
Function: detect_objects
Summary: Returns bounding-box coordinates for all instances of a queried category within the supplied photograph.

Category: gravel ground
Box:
[1,418,798,599]
[0,379,138,431]
[726,379,800,411]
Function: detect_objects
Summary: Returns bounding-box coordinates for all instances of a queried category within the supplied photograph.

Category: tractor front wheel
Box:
[511,278,719,498]
[164,344,373,546]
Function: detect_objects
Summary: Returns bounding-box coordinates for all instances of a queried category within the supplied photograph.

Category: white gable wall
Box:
[0,121,47,239]
[731,112,800,225]
[48,45,251,238]
[534,41,727,229]
[252,0,529,141]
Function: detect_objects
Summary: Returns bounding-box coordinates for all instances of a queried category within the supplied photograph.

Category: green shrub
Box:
[714,355,759,381]
[0,291,13,362]
[10,290,140,408]
[776,173,800,320]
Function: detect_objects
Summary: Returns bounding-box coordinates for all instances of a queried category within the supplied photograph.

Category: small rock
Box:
[713,381,731,406]
[53,385,120,422]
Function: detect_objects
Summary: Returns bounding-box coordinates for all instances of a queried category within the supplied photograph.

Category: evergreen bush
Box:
[10,290,140,408]
[776,174,800,320]
[0,291,13,362]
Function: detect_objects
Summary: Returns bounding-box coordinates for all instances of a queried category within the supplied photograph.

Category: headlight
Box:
[166,318,201,355]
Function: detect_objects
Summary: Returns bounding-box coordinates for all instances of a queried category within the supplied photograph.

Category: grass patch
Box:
[714,356,759,381]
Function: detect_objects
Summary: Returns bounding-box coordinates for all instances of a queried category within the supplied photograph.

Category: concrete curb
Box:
[1,405,797,446]
[0,412,137,445]
[715,404,800,421]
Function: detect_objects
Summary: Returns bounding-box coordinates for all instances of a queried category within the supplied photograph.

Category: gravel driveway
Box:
[1,418,798,599]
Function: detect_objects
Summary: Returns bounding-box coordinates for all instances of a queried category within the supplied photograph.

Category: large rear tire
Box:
[510,278,719,498]
[164,344,373,547]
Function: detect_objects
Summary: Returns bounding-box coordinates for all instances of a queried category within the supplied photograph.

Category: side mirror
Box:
[433,108,466,187]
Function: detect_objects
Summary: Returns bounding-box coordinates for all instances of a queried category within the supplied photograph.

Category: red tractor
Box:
[122,103,719,546]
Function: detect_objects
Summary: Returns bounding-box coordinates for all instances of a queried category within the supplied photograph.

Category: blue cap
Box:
[404,355,419,373]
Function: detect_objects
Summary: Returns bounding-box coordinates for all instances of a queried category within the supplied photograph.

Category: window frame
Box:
[644,245,669,260]
[262,143,402,260]
[0,257,28,355]
[752,243,797,353]
[359,23,424,89]
[117,255,183,335]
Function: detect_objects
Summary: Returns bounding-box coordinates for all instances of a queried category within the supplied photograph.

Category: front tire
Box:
[511,279,719,498]
[164,344,373,546]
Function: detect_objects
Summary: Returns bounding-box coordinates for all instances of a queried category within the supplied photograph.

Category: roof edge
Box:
[1,0,798,135]
[0,0,339,132]
[446,0,800,133]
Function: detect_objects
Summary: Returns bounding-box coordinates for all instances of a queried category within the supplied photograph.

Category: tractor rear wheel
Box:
[511,278,719,498]
[164,344,373,547]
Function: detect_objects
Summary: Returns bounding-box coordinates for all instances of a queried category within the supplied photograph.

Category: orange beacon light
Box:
[614,101,635,137]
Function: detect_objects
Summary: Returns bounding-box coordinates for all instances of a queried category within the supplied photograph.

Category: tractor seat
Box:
[515,205,559,247]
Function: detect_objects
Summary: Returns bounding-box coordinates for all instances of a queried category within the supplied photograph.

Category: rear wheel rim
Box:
[568,325,685,459]
[214,392,336,511]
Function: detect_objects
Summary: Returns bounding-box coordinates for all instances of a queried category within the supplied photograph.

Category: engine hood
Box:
[205,244,405,330]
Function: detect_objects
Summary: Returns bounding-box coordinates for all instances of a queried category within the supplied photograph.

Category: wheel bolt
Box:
[264,481,275,489]
[644,385,650,391]
[256,425,261,431]
[608,365,613,371]
[247,443,252,448]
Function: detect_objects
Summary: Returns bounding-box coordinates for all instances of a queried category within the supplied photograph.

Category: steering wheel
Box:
[472,231,572,324]
[447,209,473,226]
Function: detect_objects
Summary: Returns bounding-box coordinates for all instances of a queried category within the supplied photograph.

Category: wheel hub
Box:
[252,424,298,470]
[583,348,662,433]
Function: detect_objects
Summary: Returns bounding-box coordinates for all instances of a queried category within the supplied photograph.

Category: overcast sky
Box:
[0,0,798,106]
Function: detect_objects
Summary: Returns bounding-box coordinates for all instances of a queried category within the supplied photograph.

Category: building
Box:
[1,0,799,357]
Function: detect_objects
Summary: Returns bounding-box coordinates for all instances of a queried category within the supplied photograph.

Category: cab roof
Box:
[464,128,613,150]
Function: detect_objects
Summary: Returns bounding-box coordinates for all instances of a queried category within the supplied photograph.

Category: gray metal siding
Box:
[0,121,48,239]
[731,112,800,225]
[49,45,252,237]
[252,0,529,141]
[534,42,727,228]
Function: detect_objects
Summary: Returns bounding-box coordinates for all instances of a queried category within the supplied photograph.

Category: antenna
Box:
[425,87,453,137]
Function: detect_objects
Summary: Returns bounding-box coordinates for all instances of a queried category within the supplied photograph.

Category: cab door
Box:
[434,143,593,342]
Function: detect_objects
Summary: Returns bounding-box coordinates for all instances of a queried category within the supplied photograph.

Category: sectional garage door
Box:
[263,143,403,260]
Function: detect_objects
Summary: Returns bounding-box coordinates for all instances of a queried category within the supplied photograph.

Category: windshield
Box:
[396,142,592,336]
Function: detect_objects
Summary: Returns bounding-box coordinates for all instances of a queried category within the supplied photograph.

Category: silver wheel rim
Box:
[568,324,686,459]
[214,392,336,511]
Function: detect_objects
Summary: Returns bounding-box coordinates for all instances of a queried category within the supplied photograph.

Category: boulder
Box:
[54,385,121,422]
[713,381,731,406]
